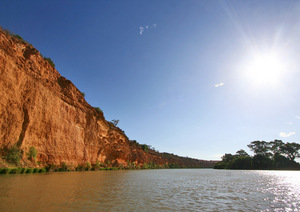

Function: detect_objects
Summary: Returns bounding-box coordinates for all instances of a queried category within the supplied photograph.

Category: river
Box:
[0,169,299,211]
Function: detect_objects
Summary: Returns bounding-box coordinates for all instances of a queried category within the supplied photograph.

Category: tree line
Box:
[214,140,300,170]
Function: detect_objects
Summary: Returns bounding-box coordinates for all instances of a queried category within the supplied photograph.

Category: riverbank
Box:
[0,161,203,175]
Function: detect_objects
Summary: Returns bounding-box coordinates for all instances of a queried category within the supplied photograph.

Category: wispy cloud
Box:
[139,24,157,35]
[139,27,144,35]
[296,116,300,119]
[214,82,224,88]
[279,132,296,138]
[288,122,293,125]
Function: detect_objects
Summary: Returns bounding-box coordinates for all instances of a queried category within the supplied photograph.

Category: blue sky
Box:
[1,0,300,160]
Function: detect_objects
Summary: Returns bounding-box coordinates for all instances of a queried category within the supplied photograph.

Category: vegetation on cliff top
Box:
[93,107,103,113]
[0,26,28,44]
[43,57,55,68]
[214,140,300,170]
[1,26,55,68]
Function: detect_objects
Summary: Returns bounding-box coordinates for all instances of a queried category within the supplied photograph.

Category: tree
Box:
[280,142,300,161]
[221,153,235,163]
[230,156,252,169]
[214,140,300,170]
[111,119,119,127]
[273,153,295,169]
[247,141,271,157]
[252,154,273,169]
[270,139,284,155]
[236,149,249,157]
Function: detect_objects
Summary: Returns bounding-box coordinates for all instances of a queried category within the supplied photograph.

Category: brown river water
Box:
[0,169,299,211]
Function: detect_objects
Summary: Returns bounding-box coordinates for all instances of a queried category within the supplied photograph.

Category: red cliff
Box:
[0,28,216,168]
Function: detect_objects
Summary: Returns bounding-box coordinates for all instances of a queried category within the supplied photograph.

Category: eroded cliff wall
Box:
[0,28,216,168]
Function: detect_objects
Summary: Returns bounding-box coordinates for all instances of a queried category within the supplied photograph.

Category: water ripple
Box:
[0,169,299,211]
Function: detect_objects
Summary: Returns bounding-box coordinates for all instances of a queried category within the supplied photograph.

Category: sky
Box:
[1,0,300,160]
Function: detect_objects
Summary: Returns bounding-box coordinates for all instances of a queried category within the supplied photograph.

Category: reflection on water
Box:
[257,171,300,211]
[0,169,299,211]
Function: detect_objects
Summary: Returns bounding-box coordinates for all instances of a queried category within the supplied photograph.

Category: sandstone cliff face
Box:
[0,28,215,168]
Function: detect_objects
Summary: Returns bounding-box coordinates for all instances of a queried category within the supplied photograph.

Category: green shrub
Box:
[10,168,17,174]
[94,107,103,113]
[12,34,26,43]
[59,162,68,171]
[76,164,85,171]
[21,168,27,173]
[142,163,149,169]
[14,168,20,174]
[10,167,22,174]
[141,144,149,153]
[28,146,37,162]
[26,168,34,173]
[2,28,27,44]
[39,168,46,173]
[44,57,55,68]
[86,162,91,171]
[7,145,21,165]
[33,168,40,173]
[2,168,12,174]
[46,164,59,172]
[94,160,101,170]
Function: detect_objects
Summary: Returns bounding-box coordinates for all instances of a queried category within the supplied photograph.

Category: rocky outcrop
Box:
[0,28,216,168]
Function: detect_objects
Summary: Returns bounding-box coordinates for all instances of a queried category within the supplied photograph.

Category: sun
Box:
[243,51,286,88]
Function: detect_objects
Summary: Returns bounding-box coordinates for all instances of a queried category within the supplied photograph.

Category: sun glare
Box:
[243,51,286,88]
